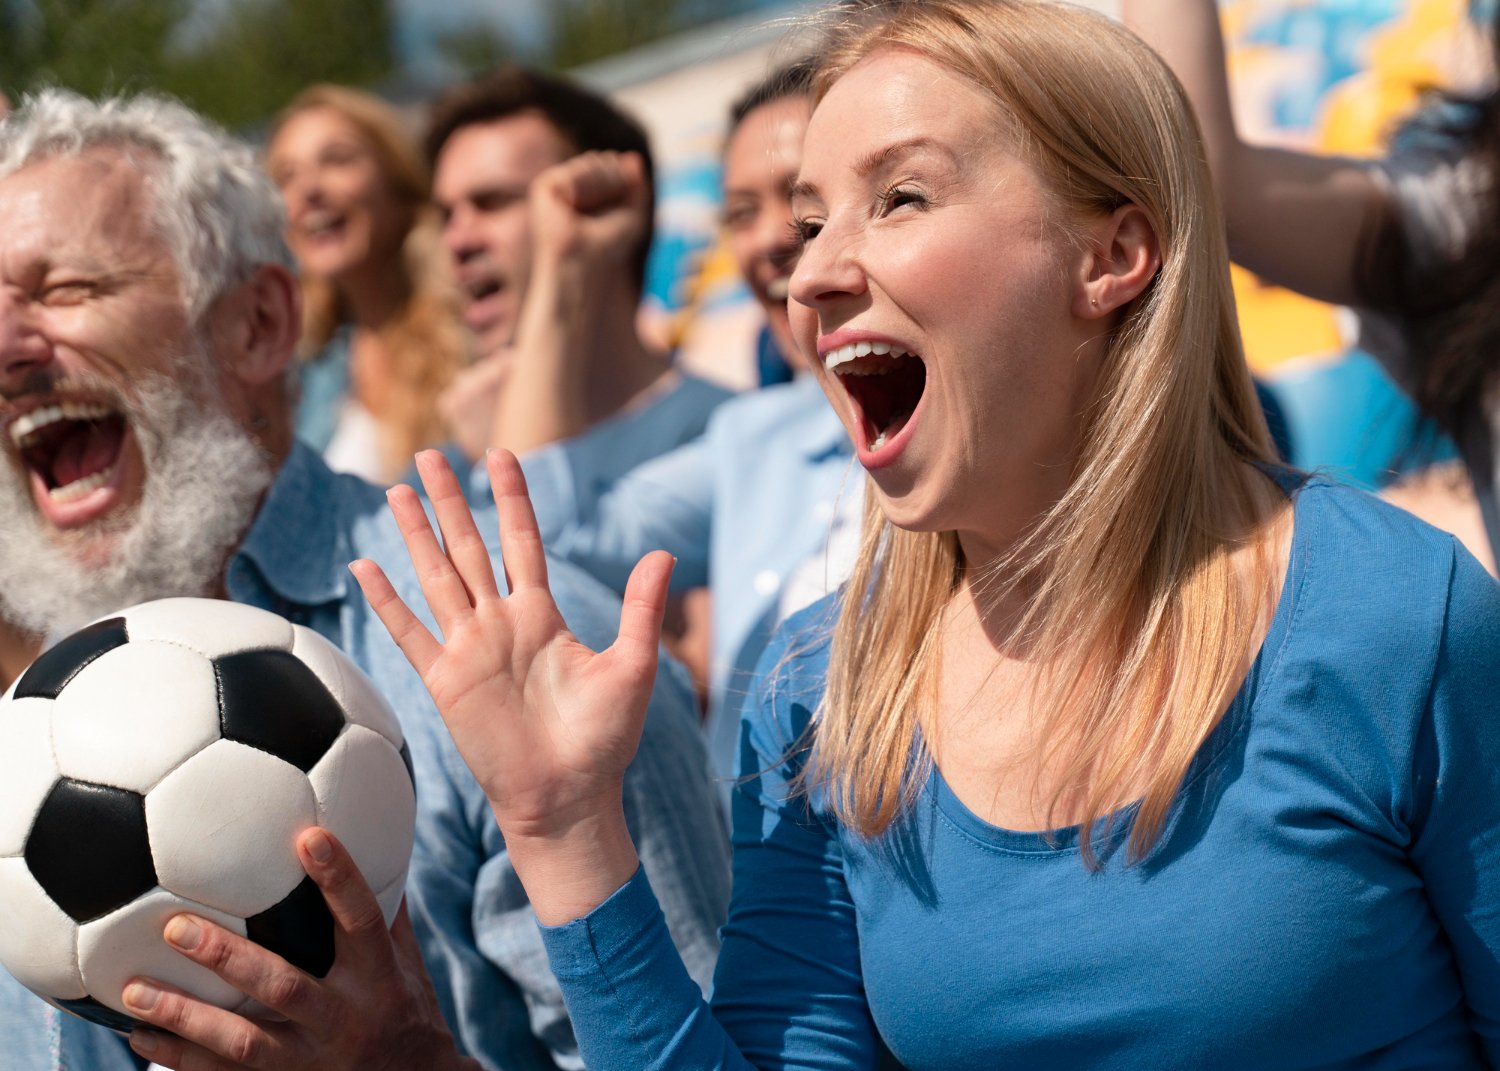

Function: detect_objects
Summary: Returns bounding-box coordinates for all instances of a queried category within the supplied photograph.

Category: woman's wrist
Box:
[500,803,640,926]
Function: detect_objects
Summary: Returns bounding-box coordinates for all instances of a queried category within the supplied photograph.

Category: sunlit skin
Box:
[267,107,412,294]
[722,94,812,368]
[0,152,189,552]
[433,114,573,360]
[788,49,1109,565]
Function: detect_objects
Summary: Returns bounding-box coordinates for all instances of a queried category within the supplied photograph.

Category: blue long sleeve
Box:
[540,605,875,1071]
[1408,547,1500,1062]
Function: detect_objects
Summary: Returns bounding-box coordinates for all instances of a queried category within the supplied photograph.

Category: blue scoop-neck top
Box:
[543,474,1500,1070]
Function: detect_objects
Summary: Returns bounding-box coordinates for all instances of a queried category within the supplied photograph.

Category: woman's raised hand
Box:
[351,450,672,918]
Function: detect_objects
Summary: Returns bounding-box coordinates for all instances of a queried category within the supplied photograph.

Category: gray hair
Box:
[0,89,294,320]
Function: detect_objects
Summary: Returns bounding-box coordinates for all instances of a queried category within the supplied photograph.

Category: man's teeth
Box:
[822,340,910,373]
[765,276,790,301]
[464,276,501,301]
[8,403,112,448]
[48,467,114,503]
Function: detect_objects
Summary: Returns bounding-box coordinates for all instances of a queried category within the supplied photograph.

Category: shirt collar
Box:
[785,376,853,462]
[233,441,351,608]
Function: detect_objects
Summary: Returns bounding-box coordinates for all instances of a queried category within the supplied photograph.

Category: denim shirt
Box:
[0,443,730,1071]
[290,326,352,456]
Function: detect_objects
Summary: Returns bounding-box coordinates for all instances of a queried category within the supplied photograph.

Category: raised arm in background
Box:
[1123,0,1386,306]
[487,151,668,456]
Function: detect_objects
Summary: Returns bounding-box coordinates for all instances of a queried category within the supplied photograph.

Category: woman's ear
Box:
[1074,203,1161,320]
[212,264,302,388]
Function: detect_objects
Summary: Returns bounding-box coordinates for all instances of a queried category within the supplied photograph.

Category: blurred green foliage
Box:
[170,0,396,129]
[0,0,717,129]
[1,0,190,100]
[0,0,396,129]
[545,0,691,69]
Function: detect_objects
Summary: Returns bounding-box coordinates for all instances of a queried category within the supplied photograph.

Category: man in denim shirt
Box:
[0,90,728,1070]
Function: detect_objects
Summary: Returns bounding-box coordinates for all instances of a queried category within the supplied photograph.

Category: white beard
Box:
[0,372,273,639]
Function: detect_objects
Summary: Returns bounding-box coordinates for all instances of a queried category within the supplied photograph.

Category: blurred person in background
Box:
[426,66,735,709]
[721,57,816,388]
[425,65,731,472]
[1126,0,1500,575]
[513,58,861,812]
[266,85,470,485]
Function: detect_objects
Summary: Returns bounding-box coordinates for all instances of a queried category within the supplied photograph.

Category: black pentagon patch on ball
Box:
[246,875,335,978]
[53,994,140,1033]
[214,649,346,772]
[26,779,155,923]
[400,740,415,791]
[14,618,129,700]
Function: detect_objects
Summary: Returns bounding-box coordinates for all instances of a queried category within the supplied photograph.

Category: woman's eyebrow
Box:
[852,136,958,179]
[789,178,820,206]
[791,135,963,204]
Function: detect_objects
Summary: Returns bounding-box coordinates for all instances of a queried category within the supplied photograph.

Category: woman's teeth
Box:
[822,340,911,373]
[301,210,343,236]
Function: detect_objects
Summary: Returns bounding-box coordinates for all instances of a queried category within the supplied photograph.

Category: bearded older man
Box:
[0,91,728,1071]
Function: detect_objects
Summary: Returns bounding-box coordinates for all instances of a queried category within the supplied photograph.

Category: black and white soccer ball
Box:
[0,597,417,1033]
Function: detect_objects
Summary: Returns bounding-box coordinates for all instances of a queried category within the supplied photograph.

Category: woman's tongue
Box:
[842,358,925,448]
[871,410,911,449]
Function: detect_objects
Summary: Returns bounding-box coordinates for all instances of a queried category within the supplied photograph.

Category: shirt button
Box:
[753,570,780,596]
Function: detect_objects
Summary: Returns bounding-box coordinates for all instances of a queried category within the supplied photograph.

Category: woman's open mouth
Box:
[823,341,927,459]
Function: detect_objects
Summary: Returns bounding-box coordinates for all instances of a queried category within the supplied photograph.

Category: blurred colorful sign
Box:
[1222,0,1486,372]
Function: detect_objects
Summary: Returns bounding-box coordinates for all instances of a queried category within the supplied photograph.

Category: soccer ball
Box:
[0,598,417,1033]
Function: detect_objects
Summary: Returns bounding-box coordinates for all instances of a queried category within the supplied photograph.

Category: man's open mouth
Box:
[8,401,128,503]
[459,273,506,331]
[823,342,927,450]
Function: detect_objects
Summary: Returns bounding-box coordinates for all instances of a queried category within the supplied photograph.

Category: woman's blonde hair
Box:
[270,84,468,475]
[803,0,1278,863]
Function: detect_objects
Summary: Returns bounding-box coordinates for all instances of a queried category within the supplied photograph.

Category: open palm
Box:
[351,449,673,840]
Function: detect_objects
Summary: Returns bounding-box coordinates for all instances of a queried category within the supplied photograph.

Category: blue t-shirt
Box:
[541,476,1500,1069]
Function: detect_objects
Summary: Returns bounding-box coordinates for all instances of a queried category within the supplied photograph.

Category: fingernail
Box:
[165,915,202,950]
[305,828,334,863]
[123,981,161,1012]
[130,1028,161,1056]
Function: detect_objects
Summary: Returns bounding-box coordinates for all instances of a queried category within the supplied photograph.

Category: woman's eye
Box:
[789,218,822,246]
[882,187,927,212]
[321,144,362,168]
